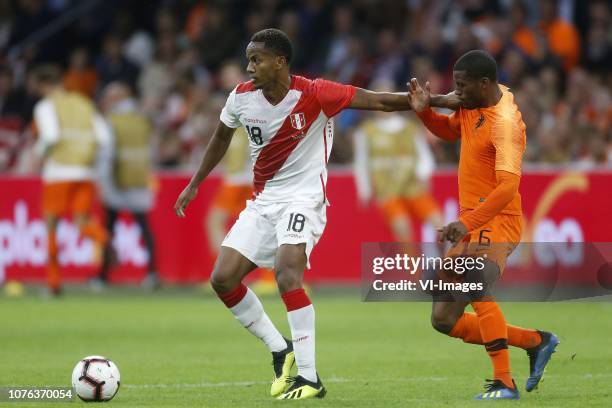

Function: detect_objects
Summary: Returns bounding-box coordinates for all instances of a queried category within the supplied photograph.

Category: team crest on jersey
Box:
[290,112,306,130]
[475,113,485,129]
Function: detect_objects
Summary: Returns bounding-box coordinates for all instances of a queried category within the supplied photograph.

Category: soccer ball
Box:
[71,356,120,402]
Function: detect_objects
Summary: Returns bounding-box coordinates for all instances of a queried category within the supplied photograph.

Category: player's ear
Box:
[275,55,286,69]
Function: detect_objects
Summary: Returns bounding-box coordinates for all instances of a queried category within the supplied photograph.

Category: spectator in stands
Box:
[0,65,29,120]
[0,1,13,52]
[9,0,55,60]
[510,0,541,60]
[0,0,608,170]
[324,5,355,77]
[0,65,37,172]
[95,33,139,92]
[197,5,239,71]
[538,0,580,71]
[138,32,178,116]
[582,24,612,77]
[372,29,403,83]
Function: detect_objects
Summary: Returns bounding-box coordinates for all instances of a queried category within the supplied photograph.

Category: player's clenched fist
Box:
[174,184,199,217]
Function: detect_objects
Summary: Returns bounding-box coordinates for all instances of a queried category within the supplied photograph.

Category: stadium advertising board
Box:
[1,170,610,284]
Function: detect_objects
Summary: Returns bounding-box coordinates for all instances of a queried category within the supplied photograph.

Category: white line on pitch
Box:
[123,376,448,389]
[123,372,612,390]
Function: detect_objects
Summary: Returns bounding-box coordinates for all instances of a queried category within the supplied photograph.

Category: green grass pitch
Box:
[1,289,611,407]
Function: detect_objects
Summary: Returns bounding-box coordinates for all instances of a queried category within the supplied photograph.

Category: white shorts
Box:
[221,200,327,269]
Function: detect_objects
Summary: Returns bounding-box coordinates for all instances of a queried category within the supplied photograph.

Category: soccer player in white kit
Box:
[174,28,457,400]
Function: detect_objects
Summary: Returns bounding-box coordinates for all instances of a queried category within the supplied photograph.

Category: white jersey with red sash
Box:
[220,75,356,204]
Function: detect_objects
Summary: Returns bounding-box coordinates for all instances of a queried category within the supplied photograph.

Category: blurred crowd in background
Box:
[0,0,611,174]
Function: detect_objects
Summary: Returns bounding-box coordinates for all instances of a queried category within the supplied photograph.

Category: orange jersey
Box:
[454,85,526,216]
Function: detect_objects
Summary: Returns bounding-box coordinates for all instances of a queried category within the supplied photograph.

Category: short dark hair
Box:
[453,50,498,81]
[250,28,293,64]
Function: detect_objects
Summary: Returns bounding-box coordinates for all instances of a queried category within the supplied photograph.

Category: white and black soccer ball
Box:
[71,356,120,402]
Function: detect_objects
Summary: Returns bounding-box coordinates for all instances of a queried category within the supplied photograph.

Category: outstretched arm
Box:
[174,121,235,217]
[348,88,461,112]
[349,88,413,111]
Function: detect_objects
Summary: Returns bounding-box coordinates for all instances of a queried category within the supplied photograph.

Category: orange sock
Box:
[80,220,109,245]
[508,324,541,349]
[471,301,514,389]
[449,312,482,344]
[450,313,542,349]
[47,232,61,290]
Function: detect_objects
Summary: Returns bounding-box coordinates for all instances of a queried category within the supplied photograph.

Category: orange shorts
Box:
[211,184,253,218]
[42,180,96,217]
[379,193,439,224]
[445,213,523,273]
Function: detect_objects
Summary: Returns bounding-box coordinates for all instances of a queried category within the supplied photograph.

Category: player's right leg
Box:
[211,247,293,396]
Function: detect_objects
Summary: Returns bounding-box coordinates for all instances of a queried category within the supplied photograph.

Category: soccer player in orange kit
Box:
[407,50,559,400]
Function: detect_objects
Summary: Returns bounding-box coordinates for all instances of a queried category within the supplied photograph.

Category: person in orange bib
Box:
[33,65,111,297]
[407,50,559,400]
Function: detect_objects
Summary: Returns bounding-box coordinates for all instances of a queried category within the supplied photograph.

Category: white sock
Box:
[287,304,317,382]
[230,287,287,353]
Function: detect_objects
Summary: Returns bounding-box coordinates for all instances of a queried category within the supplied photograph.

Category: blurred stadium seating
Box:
[1,0,610,169]
[0,0,610,284]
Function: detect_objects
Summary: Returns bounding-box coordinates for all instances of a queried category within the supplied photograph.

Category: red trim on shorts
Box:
[281,288,311,311]
[217,283,248,308]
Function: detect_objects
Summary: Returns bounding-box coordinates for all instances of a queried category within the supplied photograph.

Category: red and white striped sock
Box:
[218,283,286,353]
[282,288,317,383]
